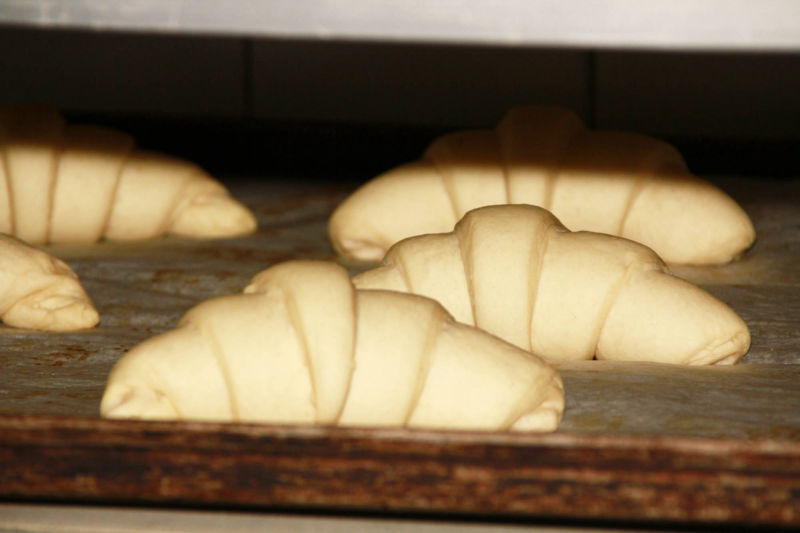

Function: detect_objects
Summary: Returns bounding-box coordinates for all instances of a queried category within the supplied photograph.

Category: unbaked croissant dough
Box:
[0,103,257,244]
[101,261,564,432]
[329,105,755,265]
[0,234,98,331]
[354,205,750,366]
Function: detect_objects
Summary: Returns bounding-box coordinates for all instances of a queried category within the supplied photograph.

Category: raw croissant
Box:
[0,103,257,244]
[0,233,98,331]
[329,105,755,265]
[353,205,750,366]
[101,261,564,432]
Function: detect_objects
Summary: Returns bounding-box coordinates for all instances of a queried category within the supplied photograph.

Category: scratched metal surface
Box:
[0,175,797,439]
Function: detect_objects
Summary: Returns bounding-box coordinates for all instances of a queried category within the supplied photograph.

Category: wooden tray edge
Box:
[1,414,798,526]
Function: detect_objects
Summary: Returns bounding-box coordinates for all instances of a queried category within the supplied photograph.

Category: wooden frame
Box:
[2,414,798,526]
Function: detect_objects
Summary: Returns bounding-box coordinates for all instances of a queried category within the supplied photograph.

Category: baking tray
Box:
[1,175,798,526]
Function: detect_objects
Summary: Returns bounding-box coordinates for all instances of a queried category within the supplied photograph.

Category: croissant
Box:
[101,261,564,432]
[353,205,750,366]
[329,105,755,265]
[0,233,98,331]
[0,103,257,244]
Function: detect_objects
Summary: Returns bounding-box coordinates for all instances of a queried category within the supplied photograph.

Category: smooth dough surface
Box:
[354,205,751,366]
[102,261,564,432]
[329,105,755,265]
[0,103,257,244]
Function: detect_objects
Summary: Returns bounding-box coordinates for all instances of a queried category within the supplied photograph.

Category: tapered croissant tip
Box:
[56,301,100,331]
[2,293,100,332]
[510,374,565,432]
[334,239,386,262]
[688,329,751,366]
[101,384,178,419]
[168,193,258,239]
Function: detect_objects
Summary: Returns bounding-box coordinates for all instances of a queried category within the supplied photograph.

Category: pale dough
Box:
[0,234,99,331]
[353,204,751,366]
[0,103,257,244]
[329,105,755,265]
[101,261,564,432]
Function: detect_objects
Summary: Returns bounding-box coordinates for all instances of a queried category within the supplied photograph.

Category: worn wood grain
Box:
[1,415,799,526]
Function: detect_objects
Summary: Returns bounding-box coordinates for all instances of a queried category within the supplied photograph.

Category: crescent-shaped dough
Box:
[329,105,755,265]
[354,205,750,366]
[102,261,564,432]
[0,103,257,244]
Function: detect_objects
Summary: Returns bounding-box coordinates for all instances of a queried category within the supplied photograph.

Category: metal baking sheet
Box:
[0,175,798,525]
